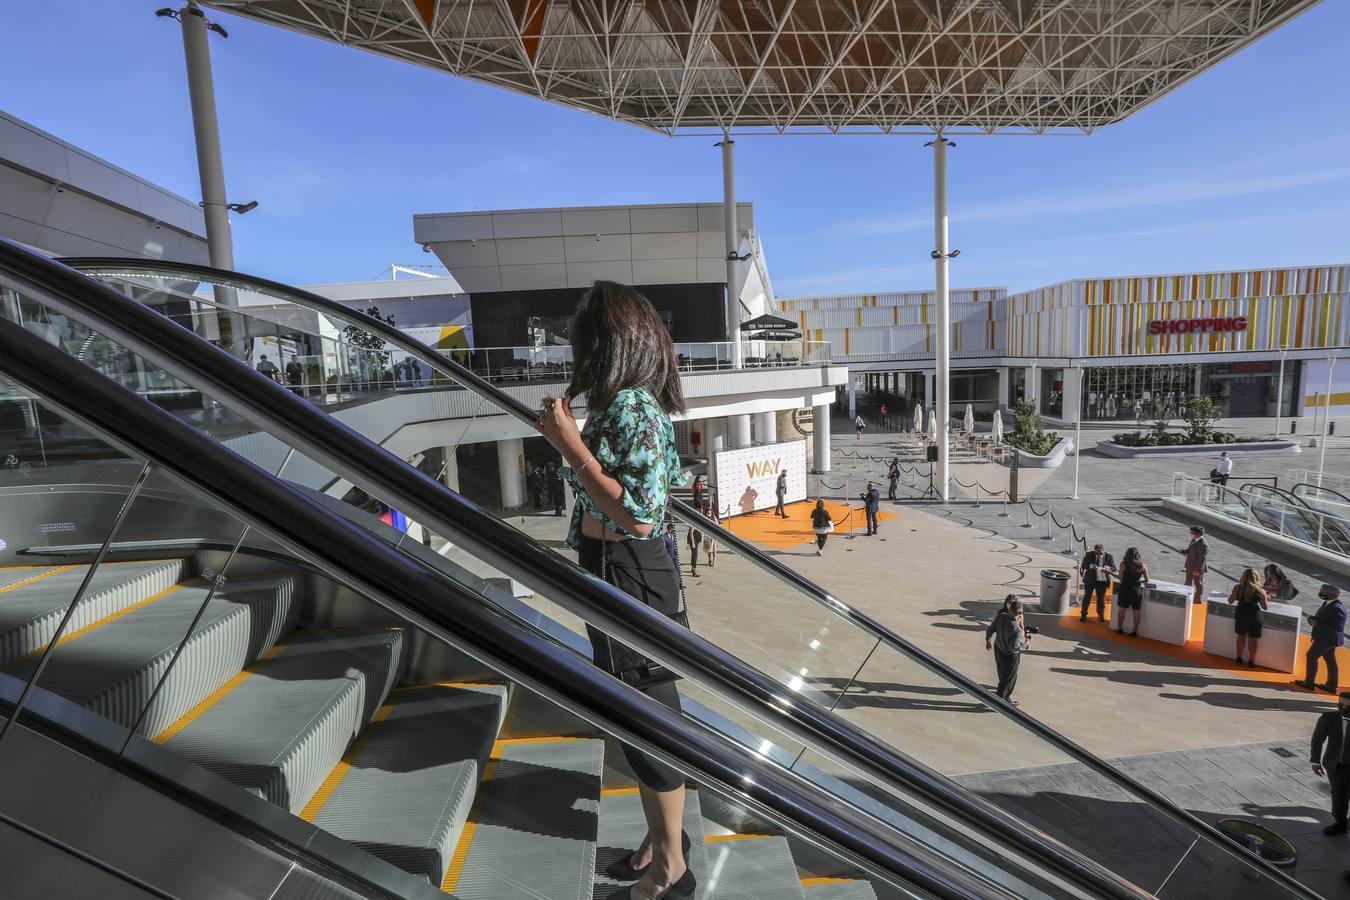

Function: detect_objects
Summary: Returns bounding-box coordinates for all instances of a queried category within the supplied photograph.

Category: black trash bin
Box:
[1216,818,1297,876]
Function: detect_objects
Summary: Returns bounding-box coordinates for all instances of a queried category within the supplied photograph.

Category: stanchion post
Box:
[1062,517,1076,555]
[974,482,981,509]
[1000,492,1008,517]
[1024,504,1032,528]
[1044,508,1053,541]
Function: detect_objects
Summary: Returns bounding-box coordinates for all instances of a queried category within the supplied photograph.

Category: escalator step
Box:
[444,737,603,900]
[592,788,709,900]
[305,683,509,885]
[156,628,404,814]
[800,879,878,900]
[0,559,186,664]
[701,834,805,900]
[4,574,299,736]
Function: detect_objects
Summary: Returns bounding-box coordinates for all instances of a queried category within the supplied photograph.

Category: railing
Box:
[1171,472,1350,557]
[1290,469,1350,496]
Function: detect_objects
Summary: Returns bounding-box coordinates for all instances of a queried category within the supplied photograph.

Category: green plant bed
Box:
[1004,398,1059,456]
[1111,431,1266,448]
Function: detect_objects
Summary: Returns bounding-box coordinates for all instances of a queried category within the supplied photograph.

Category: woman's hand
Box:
[536,395,585,461]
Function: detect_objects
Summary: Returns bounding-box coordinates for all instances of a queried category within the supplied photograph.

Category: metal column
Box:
[813,404,831,473]
[930,136,954,502]
[719,137,743,368]
[178,2,233,271]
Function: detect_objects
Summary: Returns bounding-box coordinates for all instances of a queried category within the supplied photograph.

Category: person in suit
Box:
[774,469,789,518]
[1079,544,1116,623]
[1311,692,1350,835]
[861,482,881,536]
[887,458,900,500]
[1180,526,1209,604]
[1301,585,1347,693]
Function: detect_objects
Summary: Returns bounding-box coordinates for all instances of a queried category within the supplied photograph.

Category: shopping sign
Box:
[1147,316,1247,336]
[713,439,807,517]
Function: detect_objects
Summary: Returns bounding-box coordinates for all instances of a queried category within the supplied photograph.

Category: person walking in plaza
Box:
[1078,543,1116,623]
[548,464,566,517]
[1211,451,1233,486]
[1228,567,1269,667]
[537,280,694,899]
[1116,547,1148,637]
[775,469,789,518]
[855,414,865,439]
[810,499,834,555]
[1263,564,1298,602]
[685,517,703,576]
[700,502,719,568]
[662,522,680,568]
[879,402,889,429]
[1180,526,1209,604]
[1301,585,1347,693]
[1310,691,1350,836]
[861,482,881,536]
[985,595,1032,703]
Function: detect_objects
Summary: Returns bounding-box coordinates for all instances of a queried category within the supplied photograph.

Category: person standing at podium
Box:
[1078,544,1116,622]
[1227,567,1269,667]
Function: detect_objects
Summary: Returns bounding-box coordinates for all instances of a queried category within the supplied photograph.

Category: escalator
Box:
[1291,481,1350,526]
[1238,483,1350,555]
[0,242,1320,898]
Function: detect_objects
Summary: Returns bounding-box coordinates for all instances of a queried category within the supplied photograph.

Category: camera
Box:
[1025,626,1040,636]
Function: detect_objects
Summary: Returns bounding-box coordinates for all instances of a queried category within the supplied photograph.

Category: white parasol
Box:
[964,403,974,434]
[912,404,923,434]
[992,409,1004,444]
[927,410,938,441]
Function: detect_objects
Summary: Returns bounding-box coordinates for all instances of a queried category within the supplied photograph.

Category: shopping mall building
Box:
[779,265,1350,424]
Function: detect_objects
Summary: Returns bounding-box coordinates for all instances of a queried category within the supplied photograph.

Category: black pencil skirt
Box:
[578,534,686,793]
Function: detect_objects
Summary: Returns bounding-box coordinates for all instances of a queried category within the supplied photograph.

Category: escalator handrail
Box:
[58,255,1320,894]
[7,251,1156,896]
[0,292,1028,900]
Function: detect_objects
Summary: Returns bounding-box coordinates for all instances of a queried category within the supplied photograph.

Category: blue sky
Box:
[4,1,1348,296]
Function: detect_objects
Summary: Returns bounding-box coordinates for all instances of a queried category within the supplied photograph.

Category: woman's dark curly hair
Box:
[568,281,685,415]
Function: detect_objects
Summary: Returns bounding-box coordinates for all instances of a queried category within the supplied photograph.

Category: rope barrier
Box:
[817,478,849,491]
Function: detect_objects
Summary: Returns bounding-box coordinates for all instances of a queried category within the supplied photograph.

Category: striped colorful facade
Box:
[780,265,1350,362]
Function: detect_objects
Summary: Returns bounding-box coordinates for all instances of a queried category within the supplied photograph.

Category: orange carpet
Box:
[722,500,896,549]
[1059,588,1349,690]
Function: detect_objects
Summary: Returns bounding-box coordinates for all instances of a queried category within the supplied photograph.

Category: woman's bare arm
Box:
[536,395,654,537]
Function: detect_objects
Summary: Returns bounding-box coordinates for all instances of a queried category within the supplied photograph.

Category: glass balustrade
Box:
[37,258,1319,899]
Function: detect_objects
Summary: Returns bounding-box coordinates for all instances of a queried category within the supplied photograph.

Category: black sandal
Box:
[605,831,691,881]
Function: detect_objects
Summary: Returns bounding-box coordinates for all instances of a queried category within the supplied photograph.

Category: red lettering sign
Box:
[1147,316,1248,336]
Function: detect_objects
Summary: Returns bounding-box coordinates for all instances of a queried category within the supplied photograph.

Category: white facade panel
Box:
[0,211,42,247]
[633,258,699,284]
[696,202,752,231]
[567,260,634,287]
[631,231,697,260]
[492,209,563,238]
[561,207,631,236]
[414,214,495,243]
[0,167,56,226]
[46,189,129,246]
[0,115,70,179]
[450,266,504,293]
[696,229,729,259]
[630,205,699,233]
[435,239,503,268]
[499,263,568,291]
[64,153,140,211]
[563,233,632,262]
[697,257,728,283]
[136,184,199,234]
[494,235,566,266]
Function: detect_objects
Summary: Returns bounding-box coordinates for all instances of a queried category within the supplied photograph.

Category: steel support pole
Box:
[1274,348,1287,438]
[719,137,743,368]
[1073,364,1083,500]
[1318,352,1336,484]
[179,2,233,271]
[931,137,952,502]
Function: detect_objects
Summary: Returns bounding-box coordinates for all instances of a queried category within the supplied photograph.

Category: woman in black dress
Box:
[1228,567,1269,667]
[1116,547,1148,637]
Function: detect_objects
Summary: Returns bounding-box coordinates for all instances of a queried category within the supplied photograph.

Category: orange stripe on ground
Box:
[600,786,641,796]
[1059,594,1350,687]
[801,877,861,886]
[300,701,397,822]
[500,735,587,745]
[704,833,775,843]
[723,500,896,549]
[0,565,75,594]
[392,681,499,692]
[153,643,288,744]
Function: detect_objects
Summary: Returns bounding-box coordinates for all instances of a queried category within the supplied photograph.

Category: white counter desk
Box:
[1110,579,1195,645]
[1203,594,1304,673]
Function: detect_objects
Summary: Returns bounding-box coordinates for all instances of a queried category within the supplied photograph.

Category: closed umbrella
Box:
[964,403,974,434]
[992,409,1004,444]
[928,410,938,441]
[912,404,923,434]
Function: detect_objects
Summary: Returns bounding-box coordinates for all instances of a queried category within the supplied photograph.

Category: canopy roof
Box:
[204,0,1317,134]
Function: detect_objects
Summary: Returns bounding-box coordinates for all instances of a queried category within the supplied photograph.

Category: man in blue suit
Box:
[1301,585,1347,693]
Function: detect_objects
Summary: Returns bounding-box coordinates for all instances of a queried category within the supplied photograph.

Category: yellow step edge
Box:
[600,786,641,797]
[0,565,76,594]
[500,735,588,746]
[153,643,289,745]
[704,833,775,843]
[25,581,188,658]
[441,738,507,894]
[801,876,861,886]
[393,681,500,692]
[299,700,397,822]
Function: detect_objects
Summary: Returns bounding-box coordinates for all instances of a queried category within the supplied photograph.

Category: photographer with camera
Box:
[985,595,1036,703]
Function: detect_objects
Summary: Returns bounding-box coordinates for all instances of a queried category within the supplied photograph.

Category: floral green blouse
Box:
[564,387,689,549]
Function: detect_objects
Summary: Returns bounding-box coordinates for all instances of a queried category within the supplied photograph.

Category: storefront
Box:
[1080,361,1301,422]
